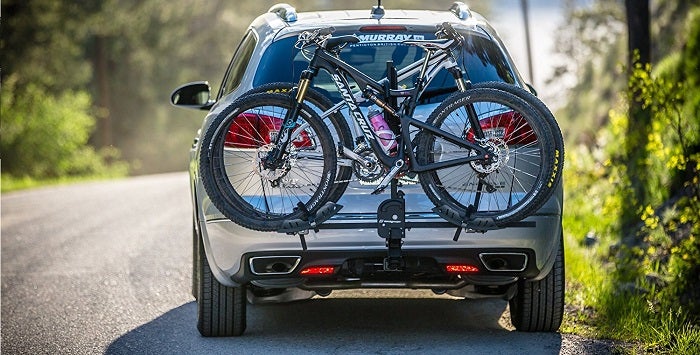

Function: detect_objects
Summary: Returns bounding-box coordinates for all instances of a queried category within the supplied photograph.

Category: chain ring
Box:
[352,144,384,184]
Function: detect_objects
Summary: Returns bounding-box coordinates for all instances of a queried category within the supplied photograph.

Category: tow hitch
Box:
[377,180,406,271]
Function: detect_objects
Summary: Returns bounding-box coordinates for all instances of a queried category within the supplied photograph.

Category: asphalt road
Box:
[1,172,616,354]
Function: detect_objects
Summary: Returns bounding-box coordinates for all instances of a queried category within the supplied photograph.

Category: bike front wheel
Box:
[417,88,561,228]
[199,93,337,232]
[243,82,353,200]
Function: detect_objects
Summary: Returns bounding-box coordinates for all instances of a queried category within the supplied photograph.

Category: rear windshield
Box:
[254,30,517,103]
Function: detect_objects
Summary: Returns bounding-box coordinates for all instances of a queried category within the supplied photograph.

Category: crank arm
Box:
[340,145,374,168]
[371,160,405,195]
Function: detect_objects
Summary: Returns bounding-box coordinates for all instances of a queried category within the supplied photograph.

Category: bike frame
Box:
[270,36,489,176]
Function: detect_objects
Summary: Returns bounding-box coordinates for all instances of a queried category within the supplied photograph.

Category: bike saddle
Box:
[324,35,360,51]
[403,38,452,50]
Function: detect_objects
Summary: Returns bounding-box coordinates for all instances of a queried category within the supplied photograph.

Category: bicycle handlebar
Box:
[295,27,336,49]
[436,22,464,47]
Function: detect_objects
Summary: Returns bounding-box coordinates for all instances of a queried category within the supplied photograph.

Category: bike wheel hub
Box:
[254,144,294,182]
[470,138,509,174]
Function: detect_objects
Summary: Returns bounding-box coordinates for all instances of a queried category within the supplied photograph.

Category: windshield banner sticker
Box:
[354,34,425,42]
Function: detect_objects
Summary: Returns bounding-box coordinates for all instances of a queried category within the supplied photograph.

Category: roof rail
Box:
[449,2,472,20]
[268,3,298,22]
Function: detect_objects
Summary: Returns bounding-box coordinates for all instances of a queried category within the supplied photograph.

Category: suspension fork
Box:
[263,69,317,169]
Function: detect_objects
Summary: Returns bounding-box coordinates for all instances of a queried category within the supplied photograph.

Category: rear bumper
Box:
[200,213,561,288]
[235,247,538,290]
[196,180,563,288]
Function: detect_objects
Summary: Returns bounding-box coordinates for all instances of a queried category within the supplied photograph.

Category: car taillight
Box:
[300,266,336,275]
[464,111,536,145]
[445,264,480,274]
[225,113,311,148]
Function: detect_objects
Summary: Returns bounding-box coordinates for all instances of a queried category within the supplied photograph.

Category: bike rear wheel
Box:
[199,93,337,232]
[469,81,564,190]
[417,88,560,228]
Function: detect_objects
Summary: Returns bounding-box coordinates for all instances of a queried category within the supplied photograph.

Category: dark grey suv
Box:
[171,2,564,336]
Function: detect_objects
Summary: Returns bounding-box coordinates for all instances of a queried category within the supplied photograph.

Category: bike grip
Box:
[441,22,454,32]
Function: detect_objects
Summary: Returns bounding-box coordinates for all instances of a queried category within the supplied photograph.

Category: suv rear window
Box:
[254,30,517,103]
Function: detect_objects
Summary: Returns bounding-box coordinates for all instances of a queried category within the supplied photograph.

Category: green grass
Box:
[563,235,700,354]
[560,141,700,354]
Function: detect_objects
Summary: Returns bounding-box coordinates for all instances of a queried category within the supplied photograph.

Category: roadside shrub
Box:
[0,76,128,179]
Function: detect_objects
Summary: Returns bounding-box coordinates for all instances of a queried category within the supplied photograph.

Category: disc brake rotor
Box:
[253,144,294,182]
[470,138,509,174]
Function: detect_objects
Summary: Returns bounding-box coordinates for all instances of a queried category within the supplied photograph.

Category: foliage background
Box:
[555,0,700,352]
[0,0,489,178]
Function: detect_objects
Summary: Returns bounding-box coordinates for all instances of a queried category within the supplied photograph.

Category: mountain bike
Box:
[198,23,563,233]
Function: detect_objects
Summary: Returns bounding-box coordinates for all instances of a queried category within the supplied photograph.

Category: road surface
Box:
[2,172,616,354]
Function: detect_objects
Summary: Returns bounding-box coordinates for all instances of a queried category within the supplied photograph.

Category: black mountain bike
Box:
[199,23,564,233]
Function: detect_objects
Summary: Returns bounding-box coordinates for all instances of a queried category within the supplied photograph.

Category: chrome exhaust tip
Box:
[479,253,528,272]
[249,256,301,275]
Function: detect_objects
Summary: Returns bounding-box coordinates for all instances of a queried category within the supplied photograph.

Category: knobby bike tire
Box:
[417,87,559,227]
[199,92,337,232]
[470,81,564,190]
[244,82,353,202]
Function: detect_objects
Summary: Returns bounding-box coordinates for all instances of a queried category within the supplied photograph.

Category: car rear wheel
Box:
[509,231,564,332]
[192,219,200,299]
[196,225,247,337]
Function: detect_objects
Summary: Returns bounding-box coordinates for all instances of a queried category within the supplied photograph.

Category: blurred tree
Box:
[1,0,98,92]
[547,0,627,144]
[549,0,695,143]
[0,0,122,178]
[622,0,652,230]
[1,0,491,176]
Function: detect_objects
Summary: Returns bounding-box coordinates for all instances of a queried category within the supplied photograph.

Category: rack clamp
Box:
[278,201,344,250]
[432,203,501,241]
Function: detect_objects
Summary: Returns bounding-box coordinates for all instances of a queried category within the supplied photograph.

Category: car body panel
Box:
[183,5,562,295]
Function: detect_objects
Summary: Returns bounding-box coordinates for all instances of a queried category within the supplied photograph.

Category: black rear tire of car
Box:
[196,228,247,337]
[509,231,565,332]
[192,218,200,300]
